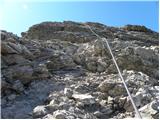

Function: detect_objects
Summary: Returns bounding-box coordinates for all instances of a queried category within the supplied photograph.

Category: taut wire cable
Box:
[83,23,142,119]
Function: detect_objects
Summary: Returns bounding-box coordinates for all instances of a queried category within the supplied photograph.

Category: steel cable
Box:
[83,23,142,119]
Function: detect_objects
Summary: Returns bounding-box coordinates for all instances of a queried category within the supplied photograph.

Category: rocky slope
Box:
[1,21,159,119]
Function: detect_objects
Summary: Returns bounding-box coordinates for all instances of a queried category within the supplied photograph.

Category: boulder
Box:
[46,53,76,70]
[64,88,73,98]
[74,84,91,94]
[85,59,97,72]
[73,40,110,72]
[139,100,159,119]
[42,114,54,119]
[73,94,96,105]
[98,80,115,93]
[33,105,48,118]
[1,42,18,54]
[45,104,59,112]
[59,102,71,110]
[97,58,107,72]
[98,79,126,96]
[94,111,103,118]
[12,65,34,84]
[7,42,23,53]
[53,110,67,119]
[33,64,50,79]
[2,54,30,65]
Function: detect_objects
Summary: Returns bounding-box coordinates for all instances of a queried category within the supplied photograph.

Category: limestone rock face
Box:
[1,21,159,119]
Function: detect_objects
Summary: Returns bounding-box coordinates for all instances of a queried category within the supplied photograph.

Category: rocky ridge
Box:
[1,21,159,119]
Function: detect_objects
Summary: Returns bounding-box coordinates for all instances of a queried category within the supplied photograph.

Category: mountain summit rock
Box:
[1,21,159,119]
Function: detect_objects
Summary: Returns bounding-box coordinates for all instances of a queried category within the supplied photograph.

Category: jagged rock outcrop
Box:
[1,21,159,119]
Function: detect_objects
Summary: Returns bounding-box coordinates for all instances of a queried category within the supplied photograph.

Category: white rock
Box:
[99,100,107,106]
[49,99,58,105]
[33,105,47,118]
[107,96,114,104]
[73,94,96,104]
[94,111,103,117]
[67,115,76,119]
[64,88,73,98]
[53,110,67,119]
[139,100,159,119]
[42,114,54,119]
[134,92,143,107]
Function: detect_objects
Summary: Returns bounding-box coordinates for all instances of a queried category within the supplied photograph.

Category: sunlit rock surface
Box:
[1,21,159,119]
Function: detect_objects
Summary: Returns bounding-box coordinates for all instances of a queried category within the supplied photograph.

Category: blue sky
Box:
[0,0,159,36]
